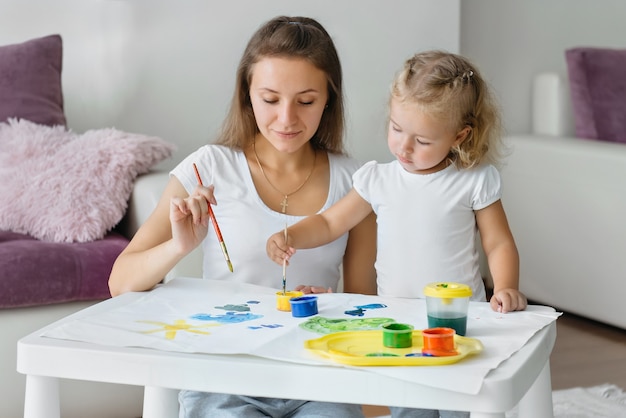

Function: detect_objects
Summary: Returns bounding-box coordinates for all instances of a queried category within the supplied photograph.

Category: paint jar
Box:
[276,291,303,312]
[423,282,472,336]
[422,327,457,357]
[382,322,414,348]
[290,296,319,317]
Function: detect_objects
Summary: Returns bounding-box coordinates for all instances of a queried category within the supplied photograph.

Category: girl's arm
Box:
[475,200,527,313]
[266,188,374,268]
[108,176,210,296]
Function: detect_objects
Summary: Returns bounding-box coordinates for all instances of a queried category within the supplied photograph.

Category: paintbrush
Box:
[192,163,234,273]
[282,223,287,295]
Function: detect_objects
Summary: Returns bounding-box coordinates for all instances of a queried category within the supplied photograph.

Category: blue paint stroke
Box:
[191,312,262,324]
[346,303,387,316]
[344,308,365,317]
[248,323,284,330]
[246,300,260,304]
[355,303,387,310]
[215,304,250,312]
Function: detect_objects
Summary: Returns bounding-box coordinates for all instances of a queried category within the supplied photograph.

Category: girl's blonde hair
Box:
[215,16,345,154]
[391,50,504,168]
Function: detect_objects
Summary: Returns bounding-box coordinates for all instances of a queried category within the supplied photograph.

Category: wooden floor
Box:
[550,311,626,390]
[363,310,626,417]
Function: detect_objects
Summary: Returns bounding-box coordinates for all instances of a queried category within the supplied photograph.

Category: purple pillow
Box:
[0,34,66,127]
[565,47,626,144]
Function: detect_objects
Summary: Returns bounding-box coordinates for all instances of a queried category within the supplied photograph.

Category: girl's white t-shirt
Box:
[170,145,361,291]
[353,160,501,301]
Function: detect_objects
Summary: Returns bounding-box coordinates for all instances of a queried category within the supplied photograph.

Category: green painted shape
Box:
[299,316,396,334]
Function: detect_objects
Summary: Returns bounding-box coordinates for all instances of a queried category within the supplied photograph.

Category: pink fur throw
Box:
[0,119,176,242]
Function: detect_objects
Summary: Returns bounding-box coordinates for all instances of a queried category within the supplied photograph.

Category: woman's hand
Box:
[169,184,217,253]
[490,288,527,313]
[294,285,332,294]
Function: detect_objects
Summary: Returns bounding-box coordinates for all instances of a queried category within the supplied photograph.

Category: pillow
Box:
[0,119,176,242]
[0,34,66,127]
[565,47,626,144]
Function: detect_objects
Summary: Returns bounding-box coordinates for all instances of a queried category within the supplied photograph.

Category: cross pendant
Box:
[280,196,288,213]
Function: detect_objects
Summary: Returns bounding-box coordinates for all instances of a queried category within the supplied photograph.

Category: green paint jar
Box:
[382,323,414,348]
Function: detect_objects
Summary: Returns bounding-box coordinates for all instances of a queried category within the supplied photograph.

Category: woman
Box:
[109,15,376,418]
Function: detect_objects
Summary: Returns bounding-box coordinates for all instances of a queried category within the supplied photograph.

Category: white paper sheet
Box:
[41,278,561,394]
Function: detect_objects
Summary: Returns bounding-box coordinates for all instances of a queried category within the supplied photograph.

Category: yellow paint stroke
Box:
[137,319,220,340]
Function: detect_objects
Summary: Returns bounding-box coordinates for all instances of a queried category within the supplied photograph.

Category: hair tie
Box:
[461,70,474,83]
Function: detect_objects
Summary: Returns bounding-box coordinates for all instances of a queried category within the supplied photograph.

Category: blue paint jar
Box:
[290,296,318,317]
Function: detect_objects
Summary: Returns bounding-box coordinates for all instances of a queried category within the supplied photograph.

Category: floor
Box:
[549,311,626,390]
[362,310,626,417]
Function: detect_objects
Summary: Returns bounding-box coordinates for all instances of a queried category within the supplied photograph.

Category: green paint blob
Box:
[299,316,396,334]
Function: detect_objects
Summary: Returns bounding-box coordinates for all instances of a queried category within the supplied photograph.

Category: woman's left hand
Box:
[295,285,332,294]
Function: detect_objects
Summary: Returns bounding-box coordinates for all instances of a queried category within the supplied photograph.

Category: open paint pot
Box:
[422,327,458,357]
[276,291,303,312]
[382,323,414,348]
[289,296,319,317]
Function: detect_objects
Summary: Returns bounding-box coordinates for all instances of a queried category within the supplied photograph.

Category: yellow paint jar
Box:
[276,291,304,312]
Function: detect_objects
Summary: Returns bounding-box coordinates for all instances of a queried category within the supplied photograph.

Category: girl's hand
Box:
[266,230,296,266]
[295,285,333,294]
[169,184,217,253]
[490,288,528,313]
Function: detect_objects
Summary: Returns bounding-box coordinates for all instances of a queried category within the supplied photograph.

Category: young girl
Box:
[110,15,375,418]
[267,50,527,418]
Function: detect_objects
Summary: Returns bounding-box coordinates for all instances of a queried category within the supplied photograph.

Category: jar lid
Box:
[423,282,472,298]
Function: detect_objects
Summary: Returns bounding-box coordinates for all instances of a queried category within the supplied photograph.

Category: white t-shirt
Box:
[353,160,501,301]
[170,145,361,291]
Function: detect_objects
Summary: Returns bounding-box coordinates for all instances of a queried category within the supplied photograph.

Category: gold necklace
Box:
[253,140,317,214]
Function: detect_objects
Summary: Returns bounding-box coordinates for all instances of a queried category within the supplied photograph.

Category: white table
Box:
[17,279,556,418]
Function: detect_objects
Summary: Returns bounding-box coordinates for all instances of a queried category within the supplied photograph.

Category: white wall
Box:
[460,0,626,136]
[1,0,460,169]
[4,1,626,170]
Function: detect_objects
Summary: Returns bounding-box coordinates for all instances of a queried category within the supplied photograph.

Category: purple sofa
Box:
[0,33,176,417]
[0,230,128,309]
[0,177,157,418]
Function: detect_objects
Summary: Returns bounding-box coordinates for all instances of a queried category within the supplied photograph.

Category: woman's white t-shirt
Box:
[170,145,361,291]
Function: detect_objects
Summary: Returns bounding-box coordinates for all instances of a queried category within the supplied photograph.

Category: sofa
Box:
[498,67,626,330]
[1,169,202,418]
[0,34,177,418]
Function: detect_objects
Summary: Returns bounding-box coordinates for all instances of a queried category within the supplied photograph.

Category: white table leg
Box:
[143,386,179,418]
[516,359,553,418]
[23,375,59,418]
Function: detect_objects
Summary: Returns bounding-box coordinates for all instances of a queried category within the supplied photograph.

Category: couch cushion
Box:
[0,230,129,308]
[565,47,626,144]
[0,119,175,243]
[0,34,66,127]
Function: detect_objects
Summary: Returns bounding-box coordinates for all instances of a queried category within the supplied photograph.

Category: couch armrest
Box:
[122,171,203,280]
[501,135,626,329]
[125,171,170,237]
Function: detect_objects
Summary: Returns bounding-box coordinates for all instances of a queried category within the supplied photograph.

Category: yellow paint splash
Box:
[138,319,220,340]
